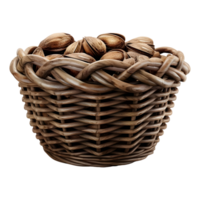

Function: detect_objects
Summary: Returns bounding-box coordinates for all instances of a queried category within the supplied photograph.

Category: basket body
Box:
[10,46,189,167]
[19,82,179,167]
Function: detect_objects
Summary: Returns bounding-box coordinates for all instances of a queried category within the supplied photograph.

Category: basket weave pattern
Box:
[10,46,190,167]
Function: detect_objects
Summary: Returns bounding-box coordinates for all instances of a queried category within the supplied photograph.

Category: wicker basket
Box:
[10,46,190,167]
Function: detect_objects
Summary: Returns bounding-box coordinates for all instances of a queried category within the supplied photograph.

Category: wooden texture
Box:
[10,45,190,167]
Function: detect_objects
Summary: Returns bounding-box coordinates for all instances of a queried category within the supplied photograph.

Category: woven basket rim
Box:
[10,46,190,94]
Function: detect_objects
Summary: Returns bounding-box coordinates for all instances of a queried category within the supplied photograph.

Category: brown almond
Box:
[65,52,96,63]
[98,33,125,49]
[39,33,74,52]
[127,43,154,56]
[82,37,106,58]
[64,40,83,55]
[100,49,128,61]
[126,36,154,46]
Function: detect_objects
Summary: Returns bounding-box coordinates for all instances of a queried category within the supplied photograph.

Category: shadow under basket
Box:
[10,46,190,167]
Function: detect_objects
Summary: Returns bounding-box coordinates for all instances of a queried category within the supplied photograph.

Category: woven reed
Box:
[10,46,190,167]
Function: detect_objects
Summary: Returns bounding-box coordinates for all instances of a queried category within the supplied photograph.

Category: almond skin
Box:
[82,37,106,58]
[39,33,74,52]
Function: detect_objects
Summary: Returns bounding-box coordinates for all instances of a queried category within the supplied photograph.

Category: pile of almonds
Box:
[31,32,163,76]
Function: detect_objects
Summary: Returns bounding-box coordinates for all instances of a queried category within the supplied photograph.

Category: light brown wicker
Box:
[10,46,190,167]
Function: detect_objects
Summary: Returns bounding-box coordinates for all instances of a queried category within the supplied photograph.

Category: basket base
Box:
[44,147,155,167]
